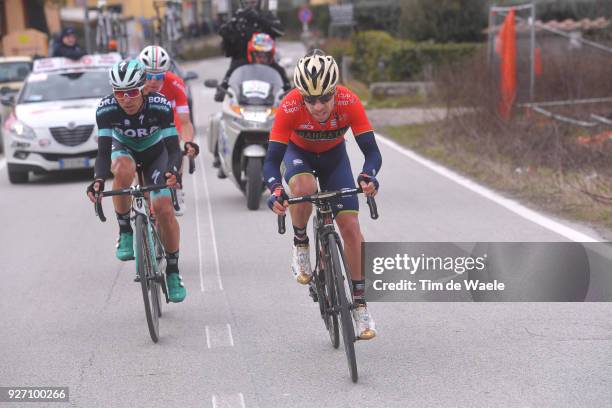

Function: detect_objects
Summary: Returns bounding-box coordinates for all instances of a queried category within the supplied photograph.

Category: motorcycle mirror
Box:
[184,71,199,81]
[204,79,219,88]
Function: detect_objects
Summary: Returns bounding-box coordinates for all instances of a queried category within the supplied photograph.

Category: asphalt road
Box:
[1,42,611,407]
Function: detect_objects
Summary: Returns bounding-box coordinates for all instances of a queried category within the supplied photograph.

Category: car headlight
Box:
[8,118,36,140]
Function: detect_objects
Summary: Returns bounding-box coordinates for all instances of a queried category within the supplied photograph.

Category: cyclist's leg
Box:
[110,141,137,260]
[316,142,362,282]
[140,144,179,253]
[110,143,136,212]
[284,142,317,241]
[141,144,185,302]
[318,143,375,338]
[284,142,317,284]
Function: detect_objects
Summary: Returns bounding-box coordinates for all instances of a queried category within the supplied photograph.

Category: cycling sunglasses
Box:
[303,92,335,105]
[146,72,165,80]
[113,88,141,99]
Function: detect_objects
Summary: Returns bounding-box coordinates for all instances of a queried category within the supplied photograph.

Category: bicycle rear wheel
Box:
[135,215,160,343]
[328,233,358,383]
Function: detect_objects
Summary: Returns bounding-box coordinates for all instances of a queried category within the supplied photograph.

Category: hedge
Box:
[338,31,479,84]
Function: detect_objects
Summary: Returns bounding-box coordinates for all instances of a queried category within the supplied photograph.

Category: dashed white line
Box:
[376,134,600,242]
[226,323,235,347]
[204,324,235,348]
[197,153,223,290]
[211,393,246,408]
[205,325,212,349]
[192,174,206,292]
[0,157,6,172]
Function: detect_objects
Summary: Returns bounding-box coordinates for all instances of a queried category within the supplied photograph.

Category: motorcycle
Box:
[205,64,285,210]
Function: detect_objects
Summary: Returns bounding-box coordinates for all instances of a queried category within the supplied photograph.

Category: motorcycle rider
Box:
[212,33,289,171]
[221,32,290,93]
[215,0,284,102]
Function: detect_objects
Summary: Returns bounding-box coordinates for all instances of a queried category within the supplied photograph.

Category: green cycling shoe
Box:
[166,273,187,303]
[115,232,134,261]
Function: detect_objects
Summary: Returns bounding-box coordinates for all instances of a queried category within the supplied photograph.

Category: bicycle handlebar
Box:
[277,187,379,234]
[188,156,195,174]
[93,184,178,222]
[183,145,197,174]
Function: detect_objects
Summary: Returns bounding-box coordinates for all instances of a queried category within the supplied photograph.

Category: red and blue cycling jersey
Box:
[269,85,373,153]
[263,85,382,213]
[158,71,189,137]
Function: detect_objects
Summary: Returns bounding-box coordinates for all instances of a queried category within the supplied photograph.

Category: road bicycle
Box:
[93,163,180,343]
[277,183,379,382]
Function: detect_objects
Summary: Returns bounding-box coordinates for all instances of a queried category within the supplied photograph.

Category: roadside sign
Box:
[33,53,122,73]
[298,7,313,25]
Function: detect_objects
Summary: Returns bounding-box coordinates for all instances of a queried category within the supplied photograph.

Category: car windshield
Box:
[19,70,111,103]
[0,61,32,83]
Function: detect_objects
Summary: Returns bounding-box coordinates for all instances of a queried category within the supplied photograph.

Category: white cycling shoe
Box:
[353,304,377,340]
[291,243,312,285]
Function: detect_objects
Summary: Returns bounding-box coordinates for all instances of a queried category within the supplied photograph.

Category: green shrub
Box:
[388,42,480,81]
[348,30,478,83]
[351,31,402,83]
[321,38,353,63]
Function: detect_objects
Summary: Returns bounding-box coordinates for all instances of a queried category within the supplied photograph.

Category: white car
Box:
[1,54,120,183]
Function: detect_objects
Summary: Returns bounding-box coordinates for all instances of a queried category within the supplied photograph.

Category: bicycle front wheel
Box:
[135,215,160,343]
[328,233,358,383]
[315,221,339,348]
[150,222,166,318]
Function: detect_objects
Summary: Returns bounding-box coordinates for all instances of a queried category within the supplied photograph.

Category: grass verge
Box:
[383,122,612,235]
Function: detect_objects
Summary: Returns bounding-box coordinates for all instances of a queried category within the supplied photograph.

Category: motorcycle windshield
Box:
[228,64,284,106]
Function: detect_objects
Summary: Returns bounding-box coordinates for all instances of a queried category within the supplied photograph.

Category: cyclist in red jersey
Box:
[263,50,382,340]
[139,46,199,214]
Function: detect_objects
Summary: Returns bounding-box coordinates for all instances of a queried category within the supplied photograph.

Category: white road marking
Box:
[212,393,246,408]
[0,157,6,171]
[192,174,206,292]
[376,134,600,242]
[205,324,212,349]
[204,324,235,348]
[226,323,235,347]
[197,153,223,290]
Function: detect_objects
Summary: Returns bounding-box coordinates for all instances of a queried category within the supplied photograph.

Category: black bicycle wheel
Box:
[328,234,358,383]
[150,223,165,318]
[314,221,340,348]
[135,215,159,343]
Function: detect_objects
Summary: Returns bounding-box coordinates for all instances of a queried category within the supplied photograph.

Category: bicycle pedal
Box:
[134,275,141,283]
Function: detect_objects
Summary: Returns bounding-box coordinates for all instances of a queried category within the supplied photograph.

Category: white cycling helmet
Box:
[138,45,171,73]
[293,49,339,96]
[109,59,146,90]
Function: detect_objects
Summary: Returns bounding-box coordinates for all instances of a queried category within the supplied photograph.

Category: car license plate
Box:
[59,157,91,169]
